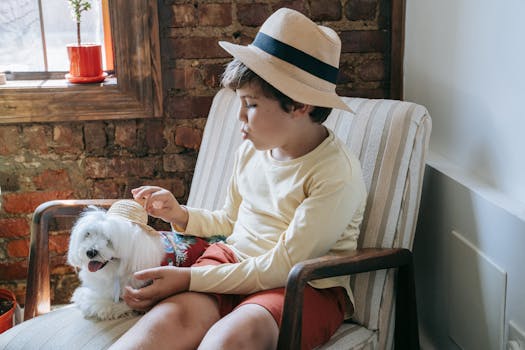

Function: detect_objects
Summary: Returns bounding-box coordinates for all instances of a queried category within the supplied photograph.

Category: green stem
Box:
[77,22,81,46]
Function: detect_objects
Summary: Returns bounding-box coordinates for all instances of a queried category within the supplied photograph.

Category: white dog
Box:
[67,199,165,320]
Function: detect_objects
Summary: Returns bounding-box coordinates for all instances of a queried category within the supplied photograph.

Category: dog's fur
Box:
[67,206,165,320]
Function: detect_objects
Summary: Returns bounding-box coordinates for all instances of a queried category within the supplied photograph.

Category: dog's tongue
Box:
[88,261,106,272]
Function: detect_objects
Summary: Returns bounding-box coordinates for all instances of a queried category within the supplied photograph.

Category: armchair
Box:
[0,88,431,349]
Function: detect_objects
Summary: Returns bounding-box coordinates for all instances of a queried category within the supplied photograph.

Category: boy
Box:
[110,8,367,350]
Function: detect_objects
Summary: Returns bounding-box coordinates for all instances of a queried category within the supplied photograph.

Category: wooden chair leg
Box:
[394,258,420,349]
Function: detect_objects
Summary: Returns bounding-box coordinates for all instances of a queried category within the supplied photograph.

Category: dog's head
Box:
[67,205,164,276]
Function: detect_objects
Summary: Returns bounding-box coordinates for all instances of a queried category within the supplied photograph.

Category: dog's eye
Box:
[85,231,91,238]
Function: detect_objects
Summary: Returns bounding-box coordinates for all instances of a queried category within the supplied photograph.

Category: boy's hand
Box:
[123,266,191,311]
[131,186,188,229]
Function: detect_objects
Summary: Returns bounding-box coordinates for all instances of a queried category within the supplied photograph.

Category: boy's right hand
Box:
[131,186,188,230]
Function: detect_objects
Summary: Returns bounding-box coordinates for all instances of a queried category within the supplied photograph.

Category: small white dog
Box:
[67,199,165,320]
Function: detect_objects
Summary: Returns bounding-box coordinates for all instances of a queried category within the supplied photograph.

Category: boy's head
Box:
[221,59,332,124]
[218,8,352,114]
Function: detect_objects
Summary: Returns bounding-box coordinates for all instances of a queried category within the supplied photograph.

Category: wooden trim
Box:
[101,0,114,71]
[0,0,162,124]
[390,0,406,100]
[277,248,419,350]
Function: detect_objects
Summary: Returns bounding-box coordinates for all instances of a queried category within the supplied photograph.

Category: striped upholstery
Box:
[0,89,431,350]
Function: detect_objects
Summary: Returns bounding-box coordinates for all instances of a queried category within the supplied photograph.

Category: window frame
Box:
[0,0,162,124]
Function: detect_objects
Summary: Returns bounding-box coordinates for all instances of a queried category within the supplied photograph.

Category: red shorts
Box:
[192,243,347,350]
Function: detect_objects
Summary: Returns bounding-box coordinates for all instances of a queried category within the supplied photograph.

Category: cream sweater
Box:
[185,129,367,312]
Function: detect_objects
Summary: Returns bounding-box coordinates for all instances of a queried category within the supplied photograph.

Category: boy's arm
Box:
[189,175,366,294]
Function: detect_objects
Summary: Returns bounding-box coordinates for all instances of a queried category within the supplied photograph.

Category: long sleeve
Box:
[189,172,366,294]
[188,131,367,297]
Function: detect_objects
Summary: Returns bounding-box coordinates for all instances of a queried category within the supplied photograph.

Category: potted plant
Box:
[65,0,106,83]
[0,288,16,334]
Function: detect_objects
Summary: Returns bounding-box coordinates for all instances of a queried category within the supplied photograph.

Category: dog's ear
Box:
[67,209,107,268]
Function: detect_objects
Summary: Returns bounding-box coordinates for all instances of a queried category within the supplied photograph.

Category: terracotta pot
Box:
[66,44,107,83]
[0,289,16,334]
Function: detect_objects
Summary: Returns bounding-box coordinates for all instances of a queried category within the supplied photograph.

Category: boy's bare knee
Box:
[155,292,220,330]
[111,292,220,350]
[199,304,278,350]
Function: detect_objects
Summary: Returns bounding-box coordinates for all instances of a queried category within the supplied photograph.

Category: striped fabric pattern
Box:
[316,323,377,350]
[0,89,430,350]
[0,305,140,349]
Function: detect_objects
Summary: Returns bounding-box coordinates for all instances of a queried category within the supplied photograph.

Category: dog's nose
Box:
[86,249,98,259]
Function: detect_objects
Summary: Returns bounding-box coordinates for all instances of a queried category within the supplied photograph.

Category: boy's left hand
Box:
[123,266,191,311]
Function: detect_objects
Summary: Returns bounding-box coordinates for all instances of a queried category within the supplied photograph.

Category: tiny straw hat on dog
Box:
[106,200,158,236]
[219,8,352,113]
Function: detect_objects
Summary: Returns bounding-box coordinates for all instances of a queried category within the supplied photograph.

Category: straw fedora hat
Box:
[106,199,158,236]
[219,8,352,112]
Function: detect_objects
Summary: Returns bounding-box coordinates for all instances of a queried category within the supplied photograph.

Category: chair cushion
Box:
[0,305,140,349]
[316,322,377,350]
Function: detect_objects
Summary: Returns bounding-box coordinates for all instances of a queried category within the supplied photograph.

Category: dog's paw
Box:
[94,302,136,320]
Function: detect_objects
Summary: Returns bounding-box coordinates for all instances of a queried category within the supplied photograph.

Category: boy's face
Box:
[236,82,293,151]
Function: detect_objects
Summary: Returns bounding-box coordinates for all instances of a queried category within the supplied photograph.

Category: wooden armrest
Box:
[277,248,419,350]
[25,199,119,320]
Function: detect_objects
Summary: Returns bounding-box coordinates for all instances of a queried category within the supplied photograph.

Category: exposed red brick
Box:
[166,96,214,119]
[163,153,197,172]
[358,59,385,81]
[52,125,84,154]
[170,4,196,27]
[272,1,306,14]
[144,120,168,152]
[92,180,120,199]
[170,67,199,90]
[84,122,107,154]
[33,169,72,191]
[115,120,137,149]
[310,0,342,21]
[23,125,49,154]
[0,262,28,280]
[0,218,30,238]
[175,127,203,150]
[83,158,108,179]
[7,239,30,258]
[340,30,387,53]
[345,0,377,21]
[2,191,75,214]
[202,63,227,88]
[84,157,159,179]
[50,235,70,254]
[138,178,186,199]
[237,3,271,26]
[336,86,387,99]
[0,172,19,192]
[168,37,228,59]
[0,125,21,155]
[199,3,232,27]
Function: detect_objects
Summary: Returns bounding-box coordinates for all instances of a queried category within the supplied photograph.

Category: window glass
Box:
[0,0,106,73]
[0,1,43,71]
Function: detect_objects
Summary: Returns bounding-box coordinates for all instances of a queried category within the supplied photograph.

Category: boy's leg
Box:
[200,286,346,350]
[109,291,220,350]
[198,303,279,350]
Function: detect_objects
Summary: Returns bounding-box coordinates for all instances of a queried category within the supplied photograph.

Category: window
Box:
[0,0,162,123]
[0,0,109,74]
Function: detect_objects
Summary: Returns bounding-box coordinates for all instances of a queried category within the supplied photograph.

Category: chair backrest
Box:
[188,88,431,348]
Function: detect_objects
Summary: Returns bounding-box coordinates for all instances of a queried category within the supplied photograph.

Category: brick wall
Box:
[0,0,394,306]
